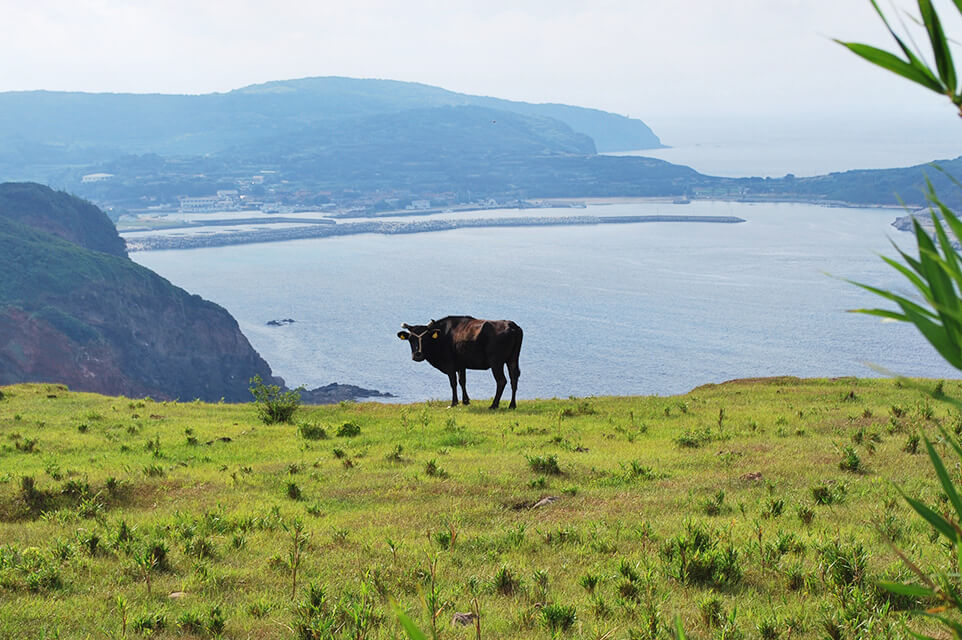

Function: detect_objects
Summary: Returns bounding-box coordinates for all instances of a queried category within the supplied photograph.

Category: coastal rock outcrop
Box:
[298,383,394,404]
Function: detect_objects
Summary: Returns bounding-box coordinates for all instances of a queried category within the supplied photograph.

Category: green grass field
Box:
[0,377,958,639]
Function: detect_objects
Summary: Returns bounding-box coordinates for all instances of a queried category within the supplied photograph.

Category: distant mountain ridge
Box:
[0,76,662,162]
[3,76,955,212]
[231,77,662,152]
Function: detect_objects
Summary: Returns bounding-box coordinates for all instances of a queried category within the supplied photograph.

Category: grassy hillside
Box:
[0,182,126,257]
[0,378,955,639]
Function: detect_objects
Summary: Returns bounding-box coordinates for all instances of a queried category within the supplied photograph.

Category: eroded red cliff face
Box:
[0,309,134,395]
[0,183,280,401]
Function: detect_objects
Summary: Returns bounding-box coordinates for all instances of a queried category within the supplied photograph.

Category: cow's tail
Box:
[508,324,523,380]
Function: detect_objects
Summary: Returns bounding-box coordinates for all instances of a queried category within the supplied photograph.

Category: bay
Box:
[131,200,960,402]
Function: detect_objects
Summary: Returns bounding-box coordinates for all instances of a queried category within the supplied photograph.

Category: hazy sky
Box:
[3,1,961,143]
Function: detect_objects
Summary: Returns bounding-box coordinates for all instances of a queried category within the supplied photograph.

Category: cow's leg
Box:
[489,363,507,410]
[447,371,459,407]
[458,368,470,405]
[508,359,520,409]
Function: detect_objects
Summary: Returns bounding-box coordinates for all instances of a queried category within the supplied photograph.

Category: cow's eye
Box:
[431,332,439,339]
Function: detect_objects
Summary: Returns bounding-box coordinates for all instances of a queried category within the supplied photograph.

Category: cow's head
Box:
[397,322,440,362]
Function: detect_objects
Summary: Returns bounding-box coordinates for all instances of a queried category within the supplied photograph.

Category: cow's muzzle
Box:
[412,352,426,362]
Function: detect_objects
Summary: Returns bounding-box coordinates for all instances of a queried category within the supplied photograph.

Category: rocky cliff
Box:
[0,183,280,401]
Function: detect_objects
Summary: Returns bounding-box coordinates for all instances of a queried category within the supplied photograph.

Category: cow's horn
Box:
[401,323,412,330]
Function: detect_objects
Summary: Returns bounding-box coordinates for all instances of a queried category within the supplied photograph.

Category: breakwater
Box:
[124,214,745,251]
[120,216,336,233]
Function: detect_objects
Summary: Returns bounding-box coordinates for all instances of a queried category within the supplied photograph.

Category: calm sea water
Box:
[131,200,960,402]
[625,116,962,178]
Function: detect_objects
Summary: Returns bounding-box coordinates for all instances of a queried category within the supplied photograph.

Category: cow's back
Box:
[433,316,521,370]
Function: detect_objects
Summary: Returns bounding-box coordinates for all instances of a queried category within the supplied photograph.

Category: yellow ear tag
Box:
[431,332,439,339]
[399,333,408,340]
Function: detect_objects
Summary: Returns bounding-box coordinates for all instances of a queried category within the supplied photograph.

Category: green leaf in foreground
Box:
[393,604,429,640]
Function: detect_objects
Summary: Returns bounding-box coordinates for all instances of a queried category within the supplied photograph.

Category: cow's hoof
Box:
[463,399,470,405]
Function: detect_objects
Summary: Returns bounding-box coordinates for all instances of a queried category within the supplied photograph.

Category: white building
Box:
[179,196,222,212]
[81,173,114,183]
[407,199,431,210]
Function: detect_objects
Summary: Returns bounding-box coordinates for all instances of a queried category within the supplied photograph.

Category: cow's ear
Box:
[397,331,409,340]
[431,331,439,339]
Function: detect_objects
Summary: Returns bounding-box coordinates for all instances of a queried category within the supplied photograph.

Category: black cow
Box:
[397,315,523,409]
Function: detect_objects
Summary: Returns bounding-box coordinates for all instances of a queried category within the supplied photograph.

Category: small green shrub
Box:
[386,444,403,462]
[838,445,863,473]
[622,460,655,481]
[177,610,204,634]
[903,432,920,454]
[143,464,165,477]
[434,529,455,551]
[25,564,62,593]
[336,422,361,437]
[287,482,302,501]
[249,375,301,425]
[424,459,447,478]
[784,562,806,591]
[592,596,612,619]
[618,558,640,584]
[618,578,640,601]
[493,566,520,595]
[184,536,216,559]
[757,616,780,640]
[15,437,38,453]
[131,612,166,634]
[247,599,272,619]
[526,454,561,475]
[699,592,725,628]
[701,491,728,516]
[20,475,46,509]
[541,603,576,632]
[811,482,845,505]
[206,605,226,636]
[298,422,328,440]
[674,428,709,448]
[917,398,936,421]
[762,497,784,519]
[661,521,741,588]
[579,572,600,594]
[561,400,595,417]
[819,540,868,590]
